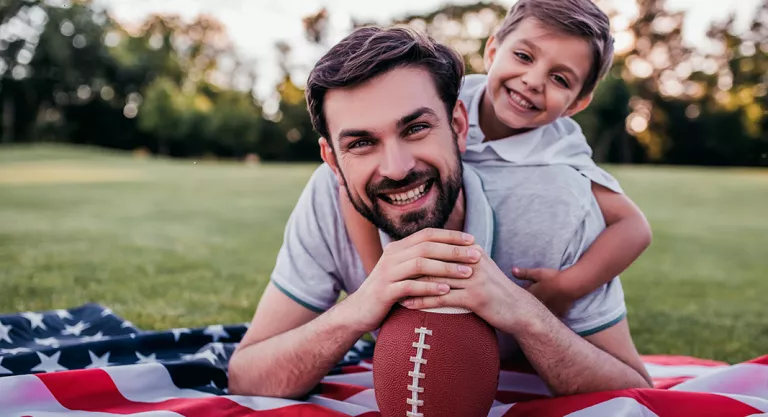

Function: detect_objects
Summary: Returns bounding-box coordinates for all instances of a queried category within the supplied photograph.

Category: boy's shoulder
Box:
[459,73,487,108]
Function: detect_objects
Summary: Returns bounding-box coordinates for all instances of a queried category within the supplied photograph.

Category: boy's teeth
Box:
[386,183,428,205]
[510,90,534,109]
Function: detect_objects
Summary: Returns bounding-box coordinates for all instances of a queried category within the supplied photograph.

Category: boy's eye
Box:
[514,52,532,62]
[552,74,570,88]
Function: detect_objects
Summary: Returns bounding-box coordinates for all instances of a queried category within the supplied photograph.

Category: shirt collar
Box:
[378,162,494,255]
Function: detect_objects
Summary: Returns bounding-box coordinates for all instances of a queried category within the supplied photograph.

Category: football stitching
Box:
[406,326,431,417]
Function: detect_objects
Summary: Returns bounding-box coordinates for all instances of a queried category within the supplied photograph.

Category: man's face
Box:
[484,17,593,130]
[321,66,468,240]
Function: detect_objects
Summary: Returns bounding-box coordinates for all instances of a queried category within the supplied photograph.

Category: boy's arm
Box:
[565,182,652,295]
[339,187,383,276]
[514,182,652,313]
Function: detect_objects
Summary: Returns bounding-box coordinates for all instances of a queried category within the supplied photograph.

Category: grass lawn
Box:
[1,144,766,364]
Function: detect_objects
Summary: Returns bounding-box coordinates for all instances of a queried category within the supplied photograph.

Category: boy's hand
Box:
[512,267,574,317]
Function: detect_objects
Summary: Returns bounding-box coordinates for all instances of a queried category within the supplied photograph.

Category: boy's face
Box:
[483,17,594,130]
[319,66,469,240]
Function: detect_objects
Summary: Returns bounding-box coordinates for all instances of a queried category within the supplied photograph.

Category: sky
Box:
[96,0,763,99]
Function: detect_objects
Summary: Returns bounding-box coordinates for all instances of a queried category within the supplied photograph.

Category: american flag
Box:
[0,303,766,416]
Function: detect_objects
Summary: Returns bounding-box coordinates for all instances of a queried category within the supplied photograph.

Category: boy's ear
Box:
[319,137,346,186]
[564,93,593,117]
[483,35,498,72]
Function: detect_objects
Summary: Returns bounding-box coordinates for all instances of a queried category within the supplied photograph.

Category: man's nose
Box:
[379,141,416,181]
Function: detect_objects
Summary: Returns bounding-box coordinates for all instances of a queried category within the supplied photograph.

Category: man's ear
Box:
[319,137,345,186]
[483,35,498,73]
[451,100,470,154]
[564,93,593,117]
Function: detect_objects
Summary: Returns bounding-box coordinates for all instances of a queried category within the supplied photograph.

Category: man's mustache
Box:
[366,168,437,196]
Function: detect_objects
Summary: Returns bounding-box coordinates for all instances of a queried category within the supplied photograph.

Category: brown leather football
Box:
[373,303,500,417]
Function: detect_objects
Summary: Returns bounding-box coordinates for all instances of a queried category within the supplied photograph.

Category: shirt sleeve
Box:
[559,196,628,336]
[269,164,345,313]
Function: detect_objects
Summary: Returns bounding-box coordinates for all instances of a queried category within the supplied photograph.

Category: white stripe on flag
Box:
[309,394,378,415]
[564,397,659,417]
[0,374,183,417]
[645,363,727,378]
[104,364,213,403]
[497,370,553,396]
[672,363,768,399]
[322,371,375,388]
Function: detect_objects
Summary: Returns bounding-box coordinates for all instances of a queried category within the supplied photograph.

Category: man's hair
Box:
[495,0,615,98]
[305,26,465,142]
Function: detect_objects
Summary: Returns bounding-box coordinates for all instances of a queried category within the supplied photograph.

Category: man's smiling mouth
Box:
[379,180,433,206]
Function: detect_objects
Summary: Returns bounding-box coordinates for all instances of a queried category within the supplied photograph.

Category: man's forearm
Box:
[228,301,366,398]
[512,302,651,396]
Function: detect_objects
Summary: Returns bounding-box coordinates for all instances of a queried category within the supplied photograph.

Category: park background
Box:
[0,0,766,364]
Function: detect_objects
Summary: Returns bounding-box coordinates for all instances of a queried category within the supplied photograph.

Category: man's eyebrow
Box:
[396,107,439,130]
[338,128,374,141]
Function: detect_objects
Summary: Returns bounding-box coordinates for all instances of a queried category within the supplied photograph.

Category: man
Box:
[228,26,652,399]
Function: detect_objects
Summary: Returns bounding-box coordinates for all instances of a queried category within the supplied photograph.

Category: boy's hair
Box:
[305,26,465,143]
[495,0,615,98]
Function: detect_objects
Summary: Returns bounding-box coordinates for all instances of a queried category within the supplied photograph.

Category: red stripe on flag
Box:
[652,376,693,389]
[501,389,763,417]
[745,355,768,365]
[36,368,351,417]
[317,382,369,401]
[495,390,550,404]
[337,365,372,374]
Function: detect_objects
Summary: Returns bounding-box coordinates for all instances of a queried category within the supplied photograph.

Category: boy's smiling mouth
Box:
[505,86,541,112]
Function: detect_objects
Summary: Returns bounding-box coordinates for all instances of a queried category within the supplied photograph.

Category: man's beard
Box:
[339,135,463,241]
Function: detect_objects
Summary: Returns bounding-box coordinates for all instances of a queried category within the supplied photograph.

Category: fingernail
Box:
[467,249,481,260]
[458,265,472,276]
[403,299,414,307]
[462,233,473,243]
[438,284,450,293]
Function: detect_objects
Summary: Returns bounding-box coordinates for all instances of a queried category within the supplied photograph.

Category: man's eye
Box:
[406,124,429,136]
[349,139,373,149]
[514,52,532,62]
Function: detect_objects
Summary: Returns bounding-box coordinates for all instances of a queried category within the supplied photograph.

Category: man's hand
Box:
[402,246,534,334]
[343,228,482,333]
[512,267,574,317]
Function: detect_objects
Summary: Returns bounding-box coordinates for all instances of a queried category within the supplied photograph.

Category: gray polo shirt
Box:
[270,162,626,359]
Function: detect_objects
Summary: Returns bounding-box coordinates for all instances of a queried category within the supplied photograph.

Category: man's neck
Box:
[443,188,466,232]
[479,88,533,142]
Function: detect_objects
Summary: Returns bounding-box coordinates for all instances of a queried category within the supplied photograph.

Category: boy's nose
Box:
[521,70,545,93]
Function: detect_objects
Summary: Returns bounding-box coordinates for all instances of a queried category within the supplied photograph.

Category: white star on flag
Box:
[61,321,90,336]
[182,350,218,365]
[135,351,157,364]
[82,331,105,342]
[0,357,12,375]
[34,337,61,348]
[0,321,13,344]
[86,351,113,369]
[100,308,114,317]
[0,347,31,355]
[210,342,226,357]
[21,312,47,330]
[171,328,191,342]
[203,325,229,342]
[55,309,74,320]
[31,351,68,373]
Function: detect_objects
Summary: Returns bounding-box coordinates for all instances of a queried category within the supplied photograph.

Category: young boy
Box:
[339,0,652,317]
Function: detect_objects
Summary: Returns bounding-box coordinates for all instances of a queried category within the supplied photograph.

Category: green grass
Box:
[1,143,766,363]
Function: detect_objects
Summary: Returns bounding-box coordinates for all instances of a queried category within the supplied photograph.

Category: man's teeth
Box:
[509,90,535,109]
[386,184,427,205]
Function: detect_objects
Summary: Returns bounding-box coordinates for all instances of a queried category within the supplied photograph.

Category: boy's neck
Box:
[479,88,535,142]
